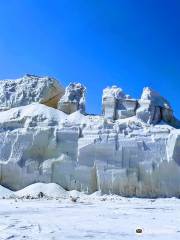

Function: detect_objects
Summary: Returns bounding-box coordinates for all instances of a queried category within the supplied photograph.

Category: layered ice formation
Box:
[0,75,179,197]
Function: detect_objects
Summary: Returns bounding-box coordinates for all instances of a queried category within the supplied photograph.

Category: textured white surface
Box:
[141,87,171,109]
[0,197,180,240]
[0,77,179,197]
[58,83,86,114]
[102,86,136,120]
[0,185,14,198]
[137,87,174,125]
[0,74,64,110]
[0,102,179,196]
[102,85,128,99]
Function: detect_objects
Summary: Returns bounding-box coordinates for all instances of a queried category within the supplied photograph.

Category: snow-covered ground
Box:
[0,194,180,240]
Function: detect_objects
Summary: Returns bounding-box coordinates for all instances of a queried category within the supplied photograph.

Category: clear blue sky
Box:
[0,0,179,117]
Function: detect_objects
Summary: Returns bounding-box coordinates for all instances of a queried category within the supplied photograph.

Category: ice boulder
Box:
[58,83,86,114]
[0,74,65,111]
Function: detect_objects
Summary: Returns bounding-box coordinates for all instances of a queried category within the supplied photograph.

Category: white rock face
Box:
[103,86,127,100]
[141,87,171,108]
[0,78,179,197]
[0,103,179,197]
[0,74,64,111]
[137,87,174,125]
[58,83,86,114]
[102,86,137,120]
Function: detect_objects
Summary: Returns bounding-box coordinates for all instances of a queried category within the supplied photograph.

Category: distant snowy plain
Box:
[0,193,180,239]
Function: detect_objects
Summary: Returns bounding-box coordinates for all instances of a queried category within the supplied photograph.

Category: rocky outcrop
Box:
[57,83,86,114]
[0,74,64,111]
[102,86,179,128]
[102,86,137,120]
[0,77,179,197]
[136,87,173,125]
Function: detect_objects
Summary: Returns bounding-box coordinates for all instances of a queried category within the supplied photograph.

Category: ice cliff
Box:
[0,75,179,197]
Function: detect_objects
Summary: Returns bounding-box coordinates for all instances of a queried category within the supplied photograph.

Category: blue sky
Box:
[0,0,179,117]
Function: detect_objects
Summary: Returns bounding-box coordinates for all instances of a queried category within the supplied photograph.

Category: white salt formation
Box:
[0,75,179,197]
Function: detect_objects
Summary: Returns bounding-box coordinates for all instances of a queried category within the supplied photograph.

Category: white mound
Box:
[0,185,14,198]
[68,189,86,198]
[89,191,102,197]
[0,103,68,127]
[15,183,68,198]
